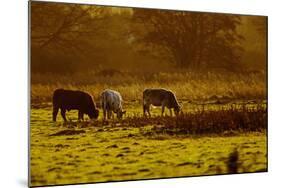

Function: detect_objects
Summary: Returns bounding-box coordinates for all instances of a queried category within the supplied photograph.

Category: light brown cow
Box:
[143,88,181,117]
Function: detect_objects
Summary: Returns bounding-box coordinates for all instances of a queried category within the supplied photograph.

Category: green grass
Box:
[30,102,267,187]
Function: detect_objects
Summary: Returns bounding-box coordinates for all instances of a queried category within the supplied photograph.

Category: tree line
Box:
[31,2,266,73]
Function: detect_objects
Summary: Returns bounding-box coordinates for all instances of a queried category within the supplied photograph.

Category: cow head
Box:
[174,105,182,116]
[89,109,99,119]
[117,110,126,119]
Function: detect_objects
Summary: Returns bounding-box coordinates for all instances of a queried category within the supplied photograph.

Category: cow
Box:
[143,88,181,117]
[52,89,99,122]
[101,89,126,120]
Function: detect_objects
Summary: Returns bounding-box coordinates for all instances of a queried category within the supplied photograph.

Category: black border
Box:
[28,1,268,187]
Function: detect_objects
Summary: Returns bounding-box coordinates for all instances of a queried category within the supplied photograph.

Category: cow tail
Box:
[101,93,104,110]
[52,89,60,122]
[142,91,145,107]
[101,93,107,111]
[143,91,146,115]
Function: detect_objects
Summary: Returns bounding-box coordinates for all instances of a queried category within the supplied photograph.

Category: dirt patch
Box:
[49,129,86,136]
[106,144,118,149]
[138,168,150,172]
[176,162,195,166]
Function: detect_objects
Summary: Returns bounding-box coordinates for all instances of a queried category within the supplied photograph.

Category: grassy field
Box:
[30,70,267,186]
[30,101,267,187]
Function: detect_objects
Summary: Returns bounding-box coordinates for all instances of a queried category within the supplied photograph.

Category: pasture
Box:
[29,3,267,186]
[30,100,267,186]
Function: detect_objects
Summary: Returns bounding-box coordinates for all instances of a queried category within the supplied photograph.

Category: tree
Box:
[31,2,107,54]
[30,2,109,73]
[132,9,244,70]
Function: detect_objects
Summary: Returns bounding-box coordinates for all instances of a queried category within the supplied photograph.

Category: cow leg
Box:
[147,105,151,117]
[107,110,111,119]
[103,109,107,121]
[169,108,173,116]
[78,111,81,121]
[78,111,84,121]
[161,105,165,116]
[60,108,67,122]
[143,104,147,117]
[52,106,59,122]
[106,110,109,119]
[143,104,149,117]
[111,111,113,119]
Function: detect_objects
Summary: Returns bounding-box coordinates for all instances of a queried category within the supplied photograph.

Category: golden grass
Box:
[31,70,266,103]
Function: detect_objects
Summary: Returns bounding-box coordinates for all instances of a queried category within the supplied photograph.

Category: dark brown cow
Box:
[143,88,181,117]
[52,89,99,122]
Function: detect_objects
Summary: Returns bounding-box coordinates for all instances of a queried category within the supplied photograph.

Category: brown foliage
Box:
[119,104,266,135]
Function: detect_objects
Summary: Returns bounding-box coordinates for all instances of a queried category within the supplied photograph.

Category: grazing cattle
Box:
[52,89,99,122]
[101,89,126,120]
[143,88,181,117]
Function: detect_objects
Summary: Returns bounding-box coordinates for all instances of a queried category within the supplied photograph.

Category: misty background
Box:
[31,2,267,76]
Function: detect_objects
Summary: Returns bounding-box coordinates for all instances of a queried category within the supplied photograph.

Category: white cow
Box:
[101,89,126,120]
